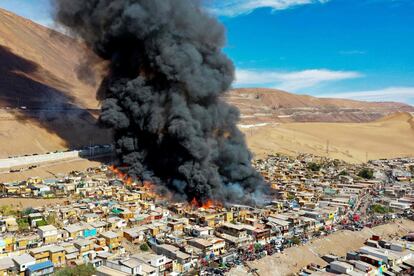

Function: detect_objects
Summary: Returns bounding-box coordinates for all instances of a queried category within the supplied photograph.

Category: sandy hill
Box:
[0,8,110,158]
[244,112,414,163]
[226,88,414,124]
[0,8,413,164]
[0,8,99,108]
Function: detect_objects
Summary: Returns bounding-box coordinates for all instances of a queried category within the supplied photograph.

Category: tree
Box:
[46,213,57,226]
[287,193,295,200]
[55,264,96,276]
[254,243,262,252]
[22,208,35,216]
[307,162,321,172]
[140,243,149,251]
[358,168,374,179]
[338,170,349,176]
[371,204,393,214]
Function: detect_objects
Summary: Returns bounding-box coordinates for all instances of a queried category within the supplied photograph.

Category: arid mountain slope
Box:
[244,112,414,163]
[0,8,110,158]
[0,8,99,108]
[226,88,414,124]
[0,8,413,163]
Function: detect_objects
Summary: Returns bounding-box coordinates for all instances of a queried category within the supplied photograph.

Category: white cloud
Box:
[321,87,414,104]
[207,0,329,16]
[235,69,362,91]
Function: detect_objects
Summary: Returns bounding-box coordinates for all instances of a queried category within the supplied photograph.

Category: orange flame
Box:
[202,199,214,209]
[125,177,133,185]
[108,165,133,185]
[191,197,199,208]
[143,180,156,191]
[189,198,221,209]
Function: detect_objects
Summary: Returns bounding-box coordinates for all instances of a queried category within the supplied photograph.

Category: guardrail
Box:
[0,145,113,169]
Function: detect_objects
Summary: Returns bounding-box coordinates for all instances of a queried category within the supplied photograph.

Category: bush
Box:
[291,236,301,245]
[55,264,96,276]
[17,218,30,231]
[36,220,48,227]
[338,170,349,176]
[254,243,262,252]
[358,168,374,179]
[307,162,321,172]
[371,204,393,214]
[22,208,36,216]
[0,205,18,216]
[46,213,57,226]
[140,243,149,251]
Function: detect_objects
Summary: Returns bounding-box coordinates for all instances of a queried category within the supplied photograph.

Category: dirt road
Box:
[230,219,414,276]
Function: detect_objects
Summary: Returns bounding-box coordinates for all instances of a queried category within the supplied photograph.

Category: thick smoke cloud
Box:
[53,0,267,204]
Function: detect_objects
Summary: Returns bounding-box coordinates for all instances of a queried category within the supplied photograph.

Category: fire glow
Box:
[108,165,224,207]
[108,165,133,186]
[190,197,221,210]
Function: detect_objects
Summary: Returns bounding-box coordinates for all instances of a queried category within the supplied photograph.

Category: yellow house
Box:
[18,187,32,197]
[236,210,249,222]
[120,193,140,202]
[30,248,50,263]
[15,234,40,251]
[168,221,184,232]
[100,231,120,251]
[3,185,19,195]
[200,213,217,227]
[148,225,160,236]
[37,225,59,244]
[0,236,15,253]
[102,188,113,197]
[30,245,66,267]
[95,237,107,247]
[225,212,233,222]
[27,177,43,185]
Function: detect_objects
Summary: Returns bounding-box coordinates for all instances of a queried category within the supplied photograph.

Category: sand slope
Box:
[226,88,414,124]
[244,112,414,163]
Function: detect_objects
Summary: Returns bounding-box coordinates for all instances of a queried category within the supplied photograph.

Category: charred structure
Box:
[53,0,266,204]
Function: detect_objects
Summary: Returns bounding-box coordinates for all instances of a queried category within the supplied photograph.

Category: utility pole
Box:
[326,140,330,157]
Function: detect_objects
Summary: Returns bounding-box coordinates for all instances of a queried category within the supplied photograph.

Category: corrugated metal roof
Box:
[27,260,53,272]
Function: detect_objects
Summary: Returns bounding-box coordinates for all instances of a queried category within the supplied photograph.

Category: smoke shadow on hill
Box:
[0,45,111,159]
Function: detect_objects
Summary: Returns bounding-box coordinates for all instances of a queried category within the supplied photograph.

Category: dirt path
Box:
[0,197,68,209]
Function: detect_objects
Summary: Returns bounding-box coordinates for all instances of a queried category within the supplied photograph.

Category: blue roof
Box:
[27,260,54,272]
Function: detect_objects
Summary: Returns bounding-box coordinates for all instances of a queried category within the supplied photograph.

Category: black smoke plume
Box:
[53,0,267,204]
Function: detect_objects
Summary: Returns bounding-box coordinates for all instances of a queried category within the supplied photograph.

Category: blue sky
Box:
[1,0,413,104]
